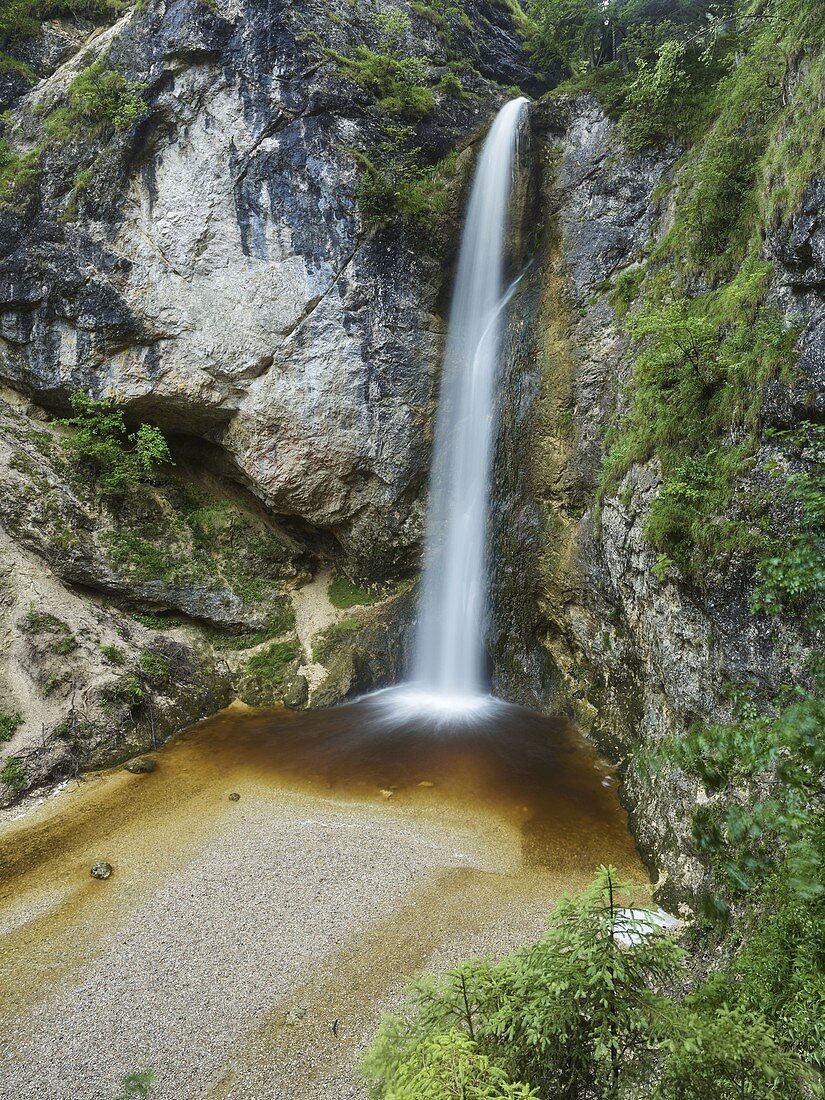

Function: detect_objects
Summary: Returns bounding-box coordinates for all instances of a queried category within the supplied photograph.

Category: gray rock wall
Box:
[0,0,533,803]
[493,94,824,907]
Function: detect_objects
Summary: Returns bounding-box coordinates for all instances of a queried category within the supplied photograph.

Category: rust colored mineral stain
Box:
[0,698,647,1052]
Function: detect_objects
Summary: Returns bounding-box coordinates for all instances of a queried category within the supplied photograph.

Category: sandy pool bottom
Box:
[0,699,649,1099]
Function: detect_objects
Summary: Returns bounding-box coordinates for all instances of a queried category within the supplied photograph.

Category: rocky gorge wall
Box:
[0,0,534,803]
[493,91,824,908]
[2,0,820,925]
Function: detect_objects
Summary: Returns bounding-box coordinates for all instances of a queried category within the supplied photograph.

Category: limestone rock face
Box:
[0,0,533,572]
[0,0,533,803]
[495,95,824,907]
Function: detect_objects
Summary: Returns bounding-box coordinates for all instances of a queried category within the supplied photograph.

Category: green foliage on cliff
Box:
[242,640,300,689]
[351,126,458,233]
[364,866,820,1099]
[60,393,172,494]
[0,139,40,209]
[0,710,23,743]
[45,57,147,139]
[698,881,825,1067]
[0,50,35,81]
[328,573,383,609]
[325,8,436,117]
[0,0,122,47]
[648,689,825,904]
[591,0,825,597]
[0,757,26,790]
[637,679,825,1072]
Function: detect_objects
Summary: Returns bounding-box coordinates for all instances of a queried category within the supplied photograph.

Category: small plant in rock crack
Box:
[0,710,23,743]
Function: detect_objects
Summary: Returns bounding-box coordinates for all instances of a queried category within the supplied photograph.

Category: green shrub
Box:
[364,868,685,1100]
[115,1070,154,1100]
[621,40,689,152]
[0,50,35,81]
[100,643,125,664]
[327,8,435,118]
[694,877,825,1067]
[138,650,171,685]
[656,1004,816,1100]
[23,606,78,654]
[365,1029,538,1098]
[644,689,825,904]
[0,0,122,47]
[244,640,300,681]
[332,45,434,116]
[0,711,22,743]
[45,57,146,139]
[102,531,181,583]
[0,139,40,209]
[364,867,821,1098]
[108,675,145,709]
[753,423,825,626]
[0,757,26,790]
[0,0,39,45]
[60,392,172,494]
[352,131,458,234]
[129,611,184,630]
[601,262,797,581]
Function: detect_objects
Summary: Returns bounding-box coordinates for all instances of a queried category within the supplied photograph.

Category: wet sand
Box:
[0,695,648,1099]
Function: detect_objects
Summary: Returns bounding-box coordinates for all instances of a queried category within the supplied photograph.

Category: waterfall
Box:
[411,97,528,709]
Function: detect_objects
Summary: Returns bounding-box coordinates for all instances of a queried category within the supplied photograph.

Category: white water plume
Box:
[408,97,529,711]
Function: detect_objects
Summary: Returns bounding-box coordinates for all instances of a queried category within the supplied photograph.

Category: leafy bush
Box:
[656,1004,817,1100]
[60,392,172,494]
[46,57,146,139]
[116,1070,154,1100]
[352,125,458,234]
[327,9,434,118]
[100,643,125,665]
[0,139,40,209]
[138,650,171,685]
[107,675,145,709]
[0,711,22,743]
[0,757,26,791]
[0,0,122,47]
[601,260,797,581]
[245,640,300,680]
[364,868,820,1098]
[644,688,825,904]
[365,1029,538,1099]
[364,868,686,1099]
[753,423,825,626]
[621,40,688,152]
[23,606,78,654]
[101,531,183,583]
[0,0,39,45]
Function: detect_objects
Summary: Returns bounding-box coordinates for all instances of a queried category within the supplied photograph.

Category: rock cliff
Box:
[0,0,532,802]
[494,91,824,908]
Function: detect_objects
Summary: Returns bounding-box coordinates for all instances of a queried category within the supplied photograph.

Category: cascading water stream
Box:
[406,97,529,713]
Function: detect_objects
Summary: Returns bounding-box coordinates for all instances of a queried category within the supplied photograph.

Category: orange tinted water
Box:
[0,696,648,1098]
